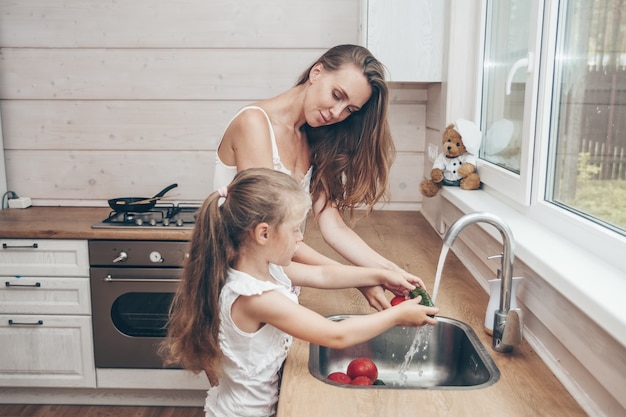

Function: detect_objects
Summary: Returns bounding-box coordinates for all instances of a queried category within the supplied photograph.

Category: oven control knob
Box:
[113,251,128,263]
[176,218,184,227]
[149,251,164,263]
[163,218,170,226]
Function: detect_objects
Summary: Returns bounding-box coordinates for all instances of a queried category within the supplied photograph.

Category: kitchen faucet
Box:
[443,212,523,353]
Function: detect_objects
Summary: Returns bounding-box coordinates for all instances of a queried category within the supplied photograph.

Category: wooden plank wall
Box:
[0,0,426,209]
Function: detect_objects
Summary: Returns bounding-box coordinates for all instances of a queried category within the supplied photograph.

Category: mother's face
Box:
[304,63,372,128]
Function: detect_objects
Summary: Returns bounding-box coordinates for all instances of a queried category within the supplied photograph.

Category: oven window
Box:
[111,292,174,337]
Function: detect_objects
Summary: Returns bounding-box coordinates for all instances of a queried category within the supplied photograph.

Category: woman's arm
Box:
[237,290,438,350]
[313,197,425,310]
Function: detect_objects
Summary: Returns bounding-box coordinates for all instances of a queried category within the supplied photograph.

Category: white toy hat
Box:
[453,119,482,155]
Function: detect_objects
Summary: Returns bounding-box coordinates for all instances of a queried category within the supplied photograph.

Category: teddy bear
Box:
[420,119,482,197]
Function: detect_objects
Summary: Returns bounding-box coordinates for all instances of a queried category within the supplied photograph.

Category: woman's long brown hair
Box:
[297,44,396,217]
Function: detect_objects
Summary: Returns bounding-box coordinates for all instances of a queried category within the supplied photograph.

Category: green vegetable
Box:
[410,286,434,307]
[373,379,386,385]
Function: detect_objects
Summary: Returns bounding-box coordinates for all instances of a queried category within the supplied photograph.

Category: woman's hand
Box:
[358,285,391,311]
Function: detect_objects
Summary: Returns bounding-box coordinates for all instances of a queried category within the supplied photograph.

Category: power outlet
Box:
[427,143,439,163]
[8,197,32,209]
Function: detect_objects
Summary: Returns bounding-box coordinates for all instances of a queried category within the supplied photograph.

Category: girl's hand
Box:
[358,269,427,311]
[393,297,439,327]
[391,265,426,291]
[379,269,425,297]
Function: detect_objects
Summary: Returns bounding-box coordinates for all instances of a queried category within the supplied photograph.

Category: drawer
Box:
[0,239,89,277]
[0,277,91,315]
[0,314,95,388]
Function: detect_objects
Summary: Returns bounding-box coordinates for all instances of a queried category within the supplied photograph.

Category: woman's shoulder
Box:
[224,106,273,141]
[231,105,271,125]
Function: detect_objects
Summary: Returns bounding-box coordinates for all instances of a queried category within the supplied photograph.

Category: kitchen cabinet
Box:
[0,239,95,387]
[361,0,444,82]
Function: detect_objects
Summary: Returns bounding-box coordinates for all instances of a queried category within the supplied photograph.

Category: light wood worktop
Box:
[278,210,587,417]
[0,206,191,240]
[0,207,587,415]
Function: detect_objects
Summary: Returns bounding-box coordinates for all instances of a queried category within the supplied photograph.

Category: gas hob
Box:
[91,203,201,230]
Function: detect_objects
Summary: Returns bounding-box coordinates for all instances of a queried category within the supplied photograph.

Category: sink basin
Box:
[309,315,500,389]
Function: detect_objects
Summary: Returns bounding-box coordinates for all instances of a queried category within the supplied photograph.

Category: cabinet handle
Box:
[2,243,39,249]
[5,281,42,288]
[8,319,44,326]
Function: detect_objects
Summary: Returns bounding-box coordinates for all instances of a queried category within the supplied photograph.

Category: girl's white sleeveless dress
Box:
[204,264,298,417]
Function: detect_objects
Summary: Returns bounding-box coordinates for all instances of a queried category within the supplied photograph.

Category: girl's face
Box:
[269,211,306,266]
[305,63,372,127]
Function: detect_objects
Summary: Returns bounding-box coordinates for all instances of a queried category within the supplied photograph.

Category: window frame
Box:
[477,0,626,272]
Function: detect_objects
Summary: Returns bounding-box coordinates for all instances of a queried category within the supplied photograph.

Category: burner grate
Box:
[92,203,200,229]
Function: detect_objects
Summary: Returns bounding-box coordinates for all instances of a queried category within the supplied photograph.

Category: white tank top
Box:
[213,106,312,192]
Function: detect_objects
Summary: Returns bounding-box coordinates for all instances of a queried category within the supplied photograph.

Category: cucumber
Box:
[409,286,434,307]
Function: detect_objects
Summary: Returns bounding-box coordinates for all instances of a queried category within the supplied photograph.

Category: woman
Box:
[214,44,423,310]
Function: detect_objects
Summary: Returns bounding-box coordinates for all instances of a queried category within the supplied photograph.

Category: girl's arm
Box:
[284,262,422,297]
[292,241,342,266]
[238,290,438,349]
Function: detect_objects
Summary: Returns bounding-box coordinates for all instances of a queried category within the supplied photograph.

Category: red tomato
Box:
[390,296,406,306]
[346,358,378,382]
[350,375,374,386]
[326,371,352,384]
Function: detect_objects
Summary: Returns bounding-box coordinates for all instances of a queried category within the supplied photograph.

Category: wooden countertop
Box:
[0,206,192,240]
[0,207,587,415]
[278,211,587,417]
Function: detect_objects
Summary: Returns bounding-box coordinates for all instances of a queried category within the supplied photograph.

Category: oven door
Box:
[90,267,181,368]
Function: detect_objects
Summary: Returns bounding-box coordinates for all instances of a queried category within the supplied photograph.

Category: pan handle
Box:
[153,183,178,198]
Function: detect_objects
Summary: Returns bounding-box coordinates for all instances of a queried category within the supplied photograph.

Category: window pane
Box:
[481,0,532,174]
[547,0,626,234]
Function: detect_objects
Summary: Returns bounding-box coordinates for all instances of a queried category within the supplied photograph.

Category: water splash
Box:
[397,325,433,385]
[396,245,449,386]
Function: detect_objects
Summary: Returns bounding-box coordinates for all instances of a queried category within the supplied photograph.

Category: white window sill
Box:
[441,187,626,348]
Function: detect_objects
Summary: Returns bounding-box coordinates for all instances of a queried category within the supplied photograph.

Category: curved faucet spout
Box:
[443,212,521,353]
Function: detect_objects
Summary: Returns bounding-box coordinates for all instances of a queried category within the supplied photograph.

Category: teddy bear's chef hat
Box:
[453,119,482,156]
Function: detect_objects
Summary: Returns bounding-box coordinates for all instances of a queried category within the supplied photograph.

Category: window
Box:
[546,0,626,234]
[479,0,626,269]
[479,0,543,205]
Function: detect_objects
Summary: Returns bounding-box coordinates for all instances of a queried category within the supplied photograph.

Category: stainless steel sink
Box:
[309,315,500,389]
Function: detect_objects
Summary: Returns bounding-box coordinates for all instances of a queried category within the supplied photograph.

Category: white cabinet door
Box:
[0,277,91,315]
[0,239,89,277]
[0,314,96,387]
[363,0,444,82]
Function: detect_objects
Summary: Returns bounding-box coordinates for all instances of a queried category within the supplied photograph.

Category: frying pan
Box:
[108,183,178,213]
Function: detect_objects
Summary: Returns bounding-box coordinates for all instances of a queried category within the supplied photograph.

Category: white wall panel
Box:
[0,0,428,208]
[0,49,323,100]
[0,0,358,48]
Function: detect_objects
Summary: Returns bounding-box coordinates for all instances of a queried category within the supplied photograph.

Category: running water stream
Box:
[397,244,450,385]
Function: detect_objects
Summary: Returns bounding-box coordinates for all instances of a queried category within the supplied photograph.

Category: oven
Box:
[89,239,189,369]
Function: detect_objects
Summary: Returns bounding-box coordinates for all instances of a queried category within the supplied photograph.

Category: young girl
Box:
[214,44,420,310]
[162,168,438,417]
